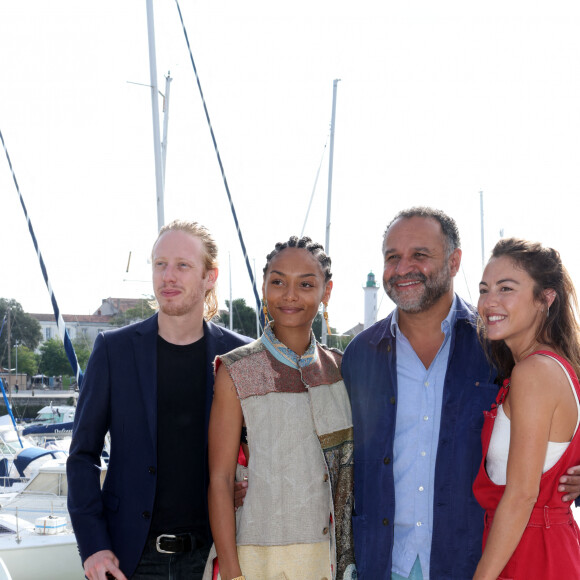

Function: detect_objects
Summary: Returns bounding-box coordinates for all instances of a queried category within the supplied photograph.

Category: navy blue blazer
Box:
[67,314,251,578]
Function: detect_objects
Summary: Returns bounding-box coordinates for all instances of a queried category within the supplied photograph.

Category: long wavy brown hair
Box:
[478,237,580,380]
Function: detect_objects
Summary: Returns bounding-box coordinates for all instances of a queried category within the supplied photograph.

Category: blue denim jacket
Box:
[342,296,498,579]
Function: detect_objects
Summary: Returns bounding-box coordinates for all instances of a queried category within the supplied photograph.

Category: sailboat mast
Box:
[146,0,165,231]
[254,259,260,338]
[161,72,172,193]
[480,190,485,269]
[7,309,11,402]
[229,253,234,331]
[325,79,340,253]
[322,78,340,345]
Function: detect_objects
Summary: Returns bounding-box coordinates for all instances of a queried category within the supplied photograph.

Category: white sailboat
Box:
[0,455,106,580]
[0,513,78,580]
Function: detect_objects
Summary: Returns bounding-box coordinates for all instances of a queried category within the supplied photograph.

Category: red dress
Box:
[473,351,580,579]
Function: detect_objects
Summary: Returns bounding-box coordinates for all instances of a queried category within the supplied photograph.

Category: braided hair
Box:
[263,236,332,282]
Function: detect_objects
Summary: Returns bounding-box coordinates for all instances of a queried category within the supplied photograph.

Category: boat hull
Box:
[0,536,81,580]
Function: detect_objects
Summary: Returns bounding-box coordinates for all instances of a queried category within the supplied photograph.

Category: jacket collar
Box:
[134,311,159,336]
[203,318,224,341]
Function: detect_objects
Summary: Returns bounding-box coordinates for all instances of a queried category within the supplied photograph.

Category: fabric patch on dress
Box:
[320,426,354,579]
[301,347,343,387]
[225,347,308,399]
[237,541,332,579]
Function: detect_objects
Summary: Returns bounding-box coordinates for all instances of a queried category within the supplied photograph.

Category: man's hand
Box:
[234,478,248,509]
[559,465,580,502]
[84,549,127,580]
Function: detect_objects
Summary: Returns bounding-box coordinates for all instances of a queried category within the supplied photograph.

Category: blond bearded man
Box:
[68,221,251,580]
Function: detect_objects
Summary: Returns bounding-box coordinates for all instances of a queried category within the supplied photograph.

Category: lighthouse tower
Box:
[363,271,379,329]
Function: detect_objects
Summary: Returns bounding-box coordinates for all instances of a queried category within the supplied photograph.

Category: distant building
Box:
[343,322,365,337]
[30,297,150,350]
[94,297,148,316]
[29,313,113,350]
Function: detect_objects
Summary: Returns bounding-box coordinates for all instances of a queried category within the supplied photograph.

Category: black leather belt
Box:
[151,533,194,554]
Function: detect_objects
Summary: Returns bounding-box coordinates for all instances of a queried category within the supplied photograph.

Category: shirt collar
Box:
[390,294,458,337]
[260,321,318,369]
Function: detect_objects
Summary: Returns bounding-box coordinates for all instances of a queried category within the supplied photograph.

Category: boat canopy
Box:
[13,447,65,477]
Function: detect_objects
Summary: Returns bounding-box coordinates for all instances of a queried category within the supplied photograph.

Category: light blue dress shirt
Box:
[390,297,458,580]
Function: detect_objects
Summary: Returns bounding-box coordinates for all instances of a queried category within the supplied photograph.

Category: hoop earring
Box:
[262,297,270,325]
[323,302,332,335]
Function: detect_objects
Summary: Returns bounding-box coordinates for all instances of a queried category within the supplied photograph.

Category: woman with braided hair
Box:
[473,238,580,579]
[204,236,356,580]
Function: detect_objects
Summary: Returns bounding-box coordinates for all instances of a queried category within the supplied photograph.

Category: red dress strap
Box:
[493,378,510,407]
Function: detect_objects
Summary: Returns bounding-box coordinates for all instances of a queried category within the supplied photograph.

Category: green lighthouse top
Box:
[365,271,379,288]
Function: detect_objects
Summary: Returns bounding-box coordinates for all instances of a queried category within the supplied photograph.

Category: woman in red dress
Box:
[473,237,580,579]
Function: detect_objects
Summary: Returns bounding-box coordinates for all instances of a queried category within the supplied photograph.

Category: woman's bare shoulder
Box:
[511,351,569,398]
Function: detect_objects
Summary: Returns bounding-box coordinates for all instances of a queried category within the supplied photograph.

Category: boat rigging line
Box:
[173,0,265,332]
[301,135,329,238]
[0,129,84,388]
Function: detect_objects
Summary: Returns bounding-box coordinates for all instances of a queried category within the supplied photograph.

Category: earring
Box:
[547,305,550,319]
[323,302,332,335]
[262,298,270,325]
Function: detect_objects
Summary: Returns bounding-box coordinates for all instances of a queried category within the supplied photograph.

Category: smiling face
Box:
[262,247,332,334]
[478,255,547,357]
[382,216,461,313]
[152,230,217,319]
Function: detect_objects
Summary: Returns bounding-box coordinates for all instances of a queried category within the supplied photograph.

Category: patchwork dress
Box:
[203,324,356,580]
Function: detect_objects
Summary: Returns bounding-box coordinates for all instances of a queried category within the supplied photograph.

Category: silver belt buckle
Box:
[156,533,177,554]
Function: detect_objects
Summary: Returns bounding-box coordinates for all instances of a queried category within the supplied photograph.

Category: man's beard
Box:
[156,286,206,317]
[384,265,451,313]
[158,301,197,317]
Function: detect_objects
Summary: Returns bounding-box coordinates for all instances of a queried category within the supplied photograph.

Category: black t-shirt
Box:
[150,334,208,541]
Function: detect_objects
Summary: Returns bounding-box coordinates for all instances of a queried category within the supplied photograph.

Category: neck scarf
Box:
[260,322,318,369]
